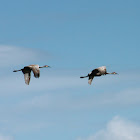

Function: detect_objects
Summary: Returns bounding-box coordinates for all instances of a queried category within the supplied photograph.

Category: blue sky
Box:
[0,0,140,140]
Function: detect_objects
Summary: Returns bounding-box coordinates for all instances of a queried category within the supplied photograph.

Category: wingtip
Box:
[88,82,92,85]
[25,82,30,85]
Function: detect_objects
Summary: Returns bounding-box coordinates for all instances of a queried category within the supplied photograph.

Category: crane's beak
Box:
[112,72,118,74]
[47,65,51,68]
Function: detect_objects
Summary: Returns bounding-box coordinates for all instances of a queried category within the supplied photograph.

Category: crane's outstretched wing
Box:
[88,75,94,85]
[91,69,100,75]
[30,65,40,78]
[22,67,32,85]
[24,72,31,85]
[87,69,98,85]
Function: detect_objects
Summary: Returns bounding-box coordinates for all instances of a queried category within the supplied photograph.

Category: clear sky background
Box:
[0,0,140,140]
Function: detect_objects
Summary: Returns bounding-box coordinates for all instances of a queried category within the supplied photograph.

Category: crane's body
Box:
[13,64,50,85]
[80,66,117,85]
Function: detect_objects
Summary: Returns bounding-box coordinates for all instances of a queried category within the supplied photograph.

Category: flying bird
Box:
[13,64,50,85]
[80,66,117,85]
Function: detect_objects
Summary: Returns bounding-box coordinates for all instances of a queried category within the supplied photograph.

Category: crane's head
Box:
[44,65,51,68]
[112,72,118,74]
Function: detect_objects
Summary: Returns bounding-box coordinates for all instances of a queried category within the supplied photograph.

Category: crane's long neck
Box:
[39,65,50,68]
[39,66,45,68]
[106,72,115,74]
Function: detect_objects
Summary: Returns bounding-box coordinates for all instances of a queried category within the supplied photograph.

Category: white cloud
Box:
[16,86,140,112]
[91,88,140,107]
[0,45,50,67]
[0,72,86,95]
[77,116,140,140]
[9,70,140,111]
[0,134,13,140]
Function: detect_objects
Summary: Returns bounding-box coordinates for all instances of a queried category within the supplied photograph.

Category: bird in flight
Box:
[13,64,50,85]
[80,66,117,85]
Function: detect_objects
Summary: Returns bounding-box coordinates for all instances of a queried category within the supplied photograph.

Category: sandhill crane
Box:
[80,66,117,85]
[13,64,50,85]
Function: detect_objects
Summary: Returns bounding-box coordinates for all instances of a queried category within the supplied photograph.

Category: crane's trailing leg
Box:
[80,75,88,78]
[13,69,22,72]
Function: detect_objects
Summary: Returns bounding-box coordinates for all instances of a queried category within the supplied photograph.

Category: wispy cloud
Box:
[0,73,86,95]
[16,86,140,112]
[0,45,50,67]
[77,116,140,140]
[0,134,13,140]
[1,69,137,113]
